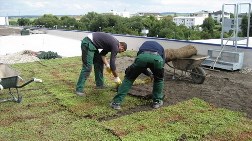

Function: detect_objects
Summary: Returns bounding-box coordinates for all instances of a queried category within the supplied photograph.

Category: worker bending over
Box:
[75,32,127,96]
[111,41,165,110]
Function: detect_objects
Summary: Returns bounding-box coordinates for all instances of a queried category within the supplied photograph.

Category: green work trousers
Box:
[76,37,104,92]
[113,53,164,104]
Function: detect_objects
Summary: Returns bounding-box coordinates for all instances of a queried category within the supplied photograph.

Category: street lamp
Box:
[99,27,101,31]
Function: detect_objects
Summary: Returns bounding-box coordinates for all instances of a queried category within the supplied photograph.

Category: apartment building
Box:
[210,10,230,23]
[173,16,205,28]
[172,10,210,28]
[223,18,242,32]
[0,17,9,26]
[135,12,163,20]
[191,10,210,18]
[107,10,130,18]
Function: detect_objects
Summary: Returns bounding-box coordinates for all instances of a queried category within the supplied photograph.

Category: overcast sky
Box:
[0,0,251,16]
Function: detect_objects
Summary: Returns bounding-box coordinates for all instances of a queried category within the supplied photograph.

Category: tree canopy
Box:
[14,12,231,40]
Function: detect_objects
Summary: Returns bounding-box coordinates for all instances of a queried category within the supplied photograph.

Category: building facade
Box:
[223,18,242,32]
[0,17,9,26]
[173,17,205,28]
[210,10,230,23]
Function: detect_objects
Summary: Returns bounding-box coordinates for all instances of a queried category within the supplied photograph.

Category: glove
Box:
[105,64,112,74]
[149,74,154,82]
[145,74,154,83]
[114,77,122,85]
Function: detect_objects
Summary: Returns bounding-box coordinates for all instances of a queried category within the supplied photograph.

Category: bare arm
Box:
[112,70,119,78]
[101,55,119,77]
[101,56,109,66]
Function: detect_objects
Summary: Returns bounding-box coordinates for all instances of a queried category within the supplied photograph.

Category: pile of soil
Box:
[115,57,252,119]
[165,45,197,62]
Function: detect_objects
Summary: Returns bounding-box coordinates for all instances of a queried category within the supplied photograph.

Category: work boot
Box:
[95,84,109,90]
[110,102,121,110]
[75,91,85,97]
[152,100,163,109]
[95,85,108,89]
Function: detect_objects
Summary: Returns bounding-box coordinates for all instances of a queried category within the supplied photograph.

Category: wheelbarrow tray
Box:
[167,55,209,84]
[172,55,208,71]
[0,64,42,103]
[0,64,19,88]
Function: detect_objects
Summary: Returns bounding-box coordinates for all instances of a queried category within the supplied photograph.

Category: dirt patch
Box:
[116,57,252,119]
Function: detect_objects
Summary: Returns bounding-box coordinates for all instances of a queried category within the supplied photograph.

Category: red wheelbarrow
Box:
[0,64,42,103]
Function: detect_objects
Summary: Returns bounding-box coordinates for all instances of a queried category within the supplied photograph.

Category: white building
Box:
[210,10,230,23]
[191,10,210,18]
[0,17,9,25]
[173,17,205,28]
[109,10,130,18]
[223,18,242,32]
[136,12,162,20]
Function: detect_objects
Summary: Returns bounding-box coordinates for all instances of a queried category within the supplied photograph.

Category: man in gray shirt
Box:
[75,32,127,96]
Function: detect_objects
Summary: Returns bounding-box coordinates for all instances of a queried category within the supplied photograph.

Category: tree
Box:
[17,18,31,26]
[201,17,215,38]
[33,14,59,28]
[60,16,77,29]
[240,13,252,37]
[89,15,109,31]
[159,28,173,38]
[158,16,177,38]
[79,12,99,31]
[142,15,159,37]
[202,17,215,33]
[189,30,201,40]
[126,16,145,35]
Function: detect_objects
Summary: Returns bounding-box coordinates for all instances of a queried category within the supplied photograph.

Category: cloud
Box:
[0,0,251,16]
[22,0,49,8]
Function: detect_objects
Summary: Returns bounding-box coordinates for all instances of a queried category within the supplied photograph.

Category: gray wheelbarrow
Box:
[0,64,42,103]
[166,55,209,84]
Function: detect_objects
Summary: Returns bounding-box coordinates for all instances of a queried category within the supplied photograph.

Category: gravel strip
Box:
[0,51,40,64]
[239,67,252,74]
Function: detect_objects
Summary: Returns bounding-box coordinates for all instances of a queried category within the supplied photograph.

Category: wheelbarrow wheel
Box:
[191,67,206,84]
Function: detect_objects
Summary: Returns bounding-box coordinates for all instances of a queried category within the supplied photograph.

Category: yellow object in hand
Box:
[106,67,112,74]
[114,77,122,85]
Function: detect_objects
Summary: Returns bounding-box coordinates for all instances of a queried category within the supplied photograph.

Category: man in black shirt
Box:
[111,41,165,110]
[75,32,127,96]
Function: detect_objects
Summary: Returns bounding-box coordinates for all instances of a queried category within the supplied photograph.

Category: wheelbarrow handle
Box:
[16,78,43,88]
[34,78,43,83]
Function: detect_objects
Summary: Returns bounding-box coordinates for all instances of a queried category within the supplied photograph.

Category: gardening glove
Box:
[149,74,154,82]
[105,64,112,74]
[145,74,154,83]
[114,77,122,85]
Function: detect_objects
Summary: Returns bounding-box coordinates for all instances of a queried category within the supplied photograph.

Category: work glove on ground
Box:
[105,64,112,74]
[114,77,122,85]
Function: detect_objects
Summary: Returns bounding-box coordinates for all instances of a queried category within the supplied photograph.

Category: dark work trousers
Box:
[113,52,164,104]
[76,37,104,92]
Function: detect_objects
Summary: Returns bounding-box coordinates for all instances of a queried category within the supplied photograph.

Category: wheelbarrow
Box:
[0,64,42,103]
[166,55,209,84]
